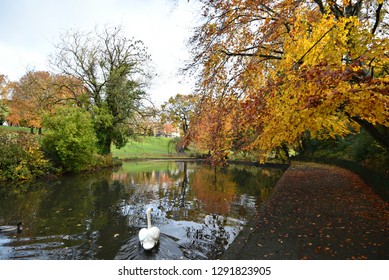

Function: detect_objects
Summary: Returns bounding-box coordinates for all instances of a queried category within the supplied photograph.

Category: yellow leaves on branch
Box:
[281,13,373,70]
[346,77,389,127]
[188,0,389,162]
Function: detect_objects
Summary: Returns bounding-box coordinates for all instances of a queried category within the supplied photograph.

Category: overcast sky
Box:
[0,0,200,104]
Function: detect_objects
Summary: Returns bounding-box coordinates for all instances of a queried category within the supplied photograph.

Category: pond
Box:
[0,161,284,260]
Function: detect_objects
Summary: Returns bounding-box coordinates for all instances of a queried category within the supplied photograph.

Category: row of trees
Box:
[0,26,169,175]
[1,71,83,132]
[51,26,153,154]
[3,0,388,170]
[1,26,154,152]
[0,23,201,176]
[184,0,389,163]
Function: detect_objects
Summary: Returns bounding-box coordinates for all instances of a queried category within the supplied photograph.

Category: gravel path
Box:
[221,162,389,259]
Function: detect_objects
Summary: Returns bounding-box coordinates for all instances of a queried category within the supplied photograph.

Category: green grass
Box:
[0,127,197,160]
[117,161,179,173]
[112,136,186,159]
[0,125,31,132]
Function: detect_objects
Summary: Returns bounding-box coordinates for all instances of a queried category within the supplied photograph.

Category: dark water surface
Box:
[0,161,283,260]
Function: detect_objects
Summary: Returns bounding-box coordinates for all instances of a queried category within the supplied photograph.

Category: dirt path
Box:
[221,162,389,259]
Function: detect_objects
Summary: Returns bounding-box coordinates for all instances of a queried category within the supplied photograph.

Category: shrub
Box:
[42,106,98,173]
[91,153,122,169]
[0,131,50,181]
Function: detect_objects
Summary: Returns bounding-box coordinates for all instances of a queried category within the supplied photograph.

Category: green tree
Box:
[0,101,9,125]
[0,74,10,125]
[42,106,98,173]
[51,25,152,154]
[161,94,198,135]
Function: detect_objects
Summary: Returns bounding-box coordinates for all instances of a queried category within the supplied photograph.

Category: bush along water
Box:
[41,106,99,173]
[0,131,51,181]
[0,107,122,182]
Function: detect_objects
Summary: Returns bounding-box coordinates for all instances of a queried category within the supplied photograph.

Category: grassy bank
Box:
[112,136,199,159]
[0,126,31,133]
[0,126,193,160]
[112,137,175,159]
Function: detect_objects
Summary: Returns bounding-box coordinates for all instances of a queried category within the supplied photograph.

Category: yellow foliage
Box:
[188,0,389,162]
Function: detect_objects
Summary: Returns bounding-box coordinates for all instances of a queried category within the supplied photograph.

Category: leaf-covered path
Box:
[222,162,388,259]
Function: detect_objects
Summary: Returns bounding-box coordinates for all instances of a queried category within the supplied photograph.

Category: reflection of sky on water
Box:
[114,161,274,259]
[0,161,283,260]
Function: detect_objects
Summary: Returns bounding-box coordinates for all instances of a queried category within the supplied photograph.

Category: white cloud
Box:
[0,0,198,104]
[0,43,49,80]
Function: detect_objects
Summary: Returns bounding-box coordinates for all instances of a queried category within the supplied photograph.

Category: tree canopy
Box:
[51,25,152,154]
[187,0,389,162]
[5,71,82,131]
[0,75,9,124]
[161,93,199,135]
[42,106,98,172]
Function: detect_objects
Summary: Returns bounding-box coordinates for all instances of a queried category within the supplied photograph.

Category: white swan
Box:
[138,207,160,250]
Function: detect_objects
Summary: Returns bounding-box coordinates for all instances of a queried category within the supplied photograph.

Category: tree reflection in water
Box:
[0,161,283,259]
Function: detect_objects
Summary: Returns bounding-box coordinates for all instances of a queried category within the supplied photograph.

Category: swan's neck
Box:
[147,211,152,229]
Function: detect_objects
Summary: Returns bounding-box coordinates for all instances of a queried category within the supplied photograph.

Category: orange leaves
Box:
[188,95,245,164]
[190,166,237,214]
[188,0,389,162]
[6,71,86,128]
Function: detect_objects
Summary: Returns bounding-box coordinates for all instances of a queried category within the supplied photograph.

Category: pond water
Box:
[0,161,284,260]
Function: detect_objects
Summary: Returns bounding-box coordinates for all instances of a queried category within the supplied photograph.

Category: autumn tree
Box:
[161,94,198,135]
[161,93,200,153]
[7,71,54,132]
[51,25,152,154]
[187,0,389,162]
[6,71,81,132]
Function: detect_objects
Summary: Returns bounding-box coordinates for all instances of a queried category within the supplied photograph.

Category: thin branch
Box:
[220,49,282,60]
[293,24,336,69]
[313,0,326,14]
[371,3,383,35]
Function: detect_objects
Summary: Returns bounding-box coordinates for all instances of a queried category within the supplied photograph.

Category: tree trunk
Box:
[96,128,113,155]
[101,137,112,155]
[352,117,389,150]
